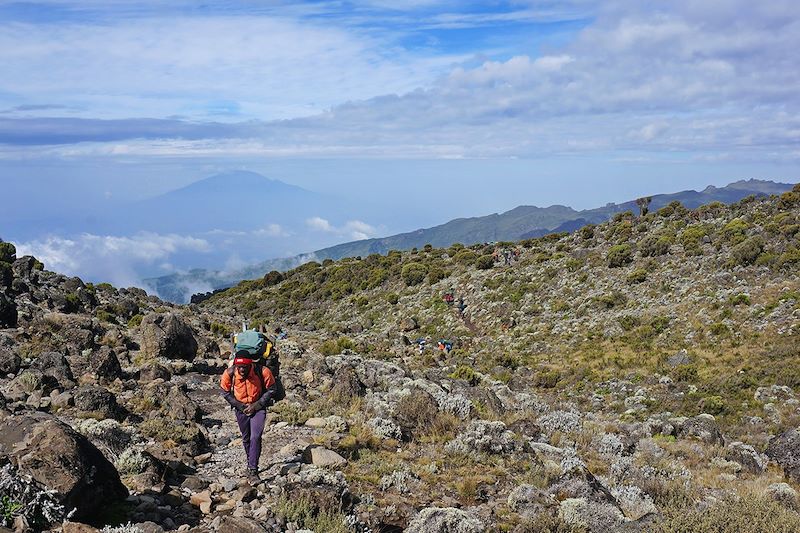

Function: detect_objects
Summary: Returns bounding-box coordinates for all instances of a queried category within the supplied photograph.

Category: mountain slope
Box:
[148,179,796,302]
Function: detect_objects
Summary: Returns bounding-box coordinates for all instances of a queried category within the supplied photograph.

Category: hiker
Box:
[274,326,287,340]
[416,338,426,354]
[443,291,455,306]
[220,331,280,482]
[457,297,467,317]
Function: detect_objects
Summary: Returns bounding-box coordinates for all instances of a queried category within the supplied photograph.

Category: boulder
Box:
[0,292,17,328]
[329,365,365,406]
[139,362,172,383]
[405,507,484,533]
[217,516,269,533]
[725,441,767,474]
[766,428,800,482]
[69,346,123,384]
[74,385,123,420]
[140,313,198,361]
[444,420,521,455]
[0,412,128,522]
[302,445,347,467]
[766,482,799,510]
[32,351,75,389]
[165,384,202,422]
[398,317,418,332]
[0,343,21,375]
[677,414,724,445]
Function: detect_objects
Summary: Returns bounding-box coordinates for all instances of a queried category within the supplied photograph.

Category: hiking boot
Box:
[246,467,260,484]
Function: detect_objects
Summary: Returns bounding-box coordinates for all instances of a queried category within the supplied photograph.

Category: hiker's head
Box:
[233,356,253,374]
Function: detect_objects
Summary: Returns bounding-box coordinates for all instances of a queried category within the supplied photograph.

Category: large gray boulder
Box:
[73,385,123,421]
[0,292,16,328]
[0,412,128,522]
[767,428,800,482]
[140,313,198,360]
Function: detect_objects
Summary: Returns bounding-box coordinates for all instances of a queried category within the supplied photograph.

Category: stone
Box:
[73,385,122,420]
[140,312,198,361]
[677,414,724,445]
[190,490,212,508]
[0,412,128,522]
[398,317,419,332]
[217,516,269,533]
[304,417,327,429]
[62,522,100,533]
[666,349,692,367]
[0,344,21,375]
[766,428,800,482]
[725,441,767,474]
[302,446,347,467]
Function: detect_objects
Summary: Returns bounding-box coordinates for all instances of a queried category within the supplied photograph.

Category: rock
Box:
[0,292,17,328]
[51,390,75,409]
[217,516,269,532]
[392,388,439,440]
[62,522,100,533]
[88,346,123,384]
[725,441,767,474]
[139,362,172,383]
[0,412,128,522]
[766,482,799,510]
[0,343,21,375]
[677,414,724,445]
[140,312,198,361]
[166,384,202,422]
[304,417,327,429]
[301,369,314,384]
[766,428,800,482]
[74,385,123,420]
[666,349,692,367]
[329,365,365,406]
[181,475,207,491]
[233,486,257,503]
[302,445,347,467]
[32,351,75,389]
[398,317,419,332]
[404,507,484,533]
[507,484,549,517]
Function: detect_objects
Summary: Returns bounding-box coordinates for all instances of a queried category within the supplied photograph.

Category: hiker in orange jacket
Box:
[220,355,277,482]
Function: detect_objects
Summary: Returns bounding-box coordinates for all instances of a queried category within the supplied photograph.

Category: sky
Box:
[1,0,799,290]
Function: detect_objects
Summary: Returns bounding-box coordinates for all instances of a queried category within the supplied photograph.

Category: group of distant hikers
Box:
[219,325,286,483]
[493,246,522,266]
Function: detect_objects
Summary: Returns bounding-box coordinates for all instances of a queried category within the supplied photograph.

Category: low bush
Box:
[607,244,633,267]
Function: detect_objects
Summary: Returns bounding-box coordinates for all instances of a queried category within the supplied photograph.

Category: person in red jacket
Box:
[220,354,277,482]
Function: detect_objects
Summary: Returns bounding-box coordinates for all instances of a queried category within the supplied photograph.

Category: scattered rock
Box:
[405,507,484,533]
[766,428,800,482]
[302,445,347,467]
[140,312,198,360]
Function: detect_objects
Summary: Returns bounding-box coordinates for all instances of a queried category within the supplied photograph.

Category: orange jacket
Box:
[220,365,276,405]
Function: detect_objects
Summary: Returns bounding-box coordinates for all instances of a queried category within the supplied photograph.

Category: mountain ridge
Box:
[147,179,796,302]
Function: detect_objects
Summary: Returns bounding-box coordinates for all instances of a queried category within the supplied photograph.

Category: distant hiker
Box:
[443,291,455,306]
[416,338,426,354]
[274,326,287,340]
[503,248,512,265]
[457,297,467,317]
[221,330,280,482]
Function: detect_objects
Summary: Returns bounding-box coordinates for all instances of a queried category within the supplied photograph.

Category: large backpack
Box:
[232,329,285,402]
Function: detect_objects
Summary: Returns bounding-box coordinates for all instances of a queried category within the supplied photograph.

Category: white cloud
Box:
[13,232,210,288]
[253,224,289,237]
[306,217,334,232]
[306,217,378,240]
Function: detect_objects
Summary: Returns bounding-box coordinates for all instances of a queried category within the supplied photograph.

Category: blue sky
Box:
[1,0,799,290]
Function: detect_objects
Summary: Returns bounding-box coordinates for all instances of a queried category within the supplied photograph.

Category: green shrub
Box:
[263,270,284,286]
[210,322,231,336]
[96,310,116,323]
[627,268,647,284]
[427,267,449,283]
[778,248,800,266]
[607,244,633,267]
[730,236,764,266]
[127,314,144,328]
[594,291,628,309]
[475,255,495,270]
[386,293,400,305]
[618,315,641,331]
[728,293,750,306]
[580,225,595,239]
[672,364,698,382]
[533,369,560,388]
[721,218,749,244]
[453,249,478,265]
[639,233,672,257]
[273,496,352,533]
[699,395,726,415]
[449,365,480,386]
[401,262,427,286]
[0,242,16,263]
[320,337,355,356]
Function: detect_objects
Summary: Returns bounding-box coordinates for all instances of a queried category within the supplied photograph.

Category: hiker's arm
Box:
[219,372,246,411]
[252,369,278,410]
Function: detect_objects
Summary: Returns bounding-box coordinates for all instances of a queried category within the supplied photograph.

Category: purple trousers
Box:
[235,409,266,470]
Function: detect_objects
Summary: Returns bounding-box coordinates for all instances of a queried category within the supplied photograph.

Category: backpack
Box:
[234,329,272,359]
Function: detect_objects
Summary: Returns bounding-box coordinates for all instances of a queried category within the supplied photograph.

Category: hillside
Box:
[1,187,799,532]
[151,179,795,303]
